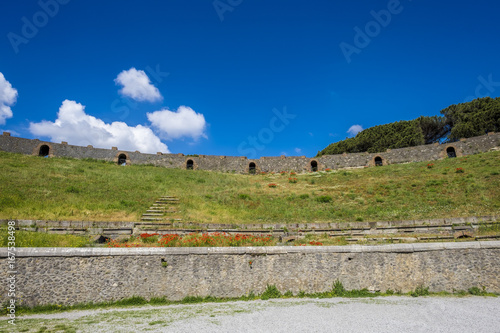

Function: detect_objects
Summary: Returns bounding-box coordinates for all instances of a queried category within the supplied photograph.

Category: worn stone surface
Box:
[1,242,499,307]
[2,216,498,239]
[0,132,499,173]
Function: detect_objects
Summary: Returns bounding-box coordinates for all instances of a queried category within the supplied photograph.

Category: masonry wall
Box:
[2,242,499,307]
[1,132,499,173]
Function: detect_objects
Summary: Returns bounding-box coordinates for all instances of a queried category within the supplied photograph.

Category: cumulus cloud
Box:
[29,100,169,154]
[347,124,363,136]
[0,73,18,125]
[115,68,162,102]
[147,106,207,141]
[294,148,302,153]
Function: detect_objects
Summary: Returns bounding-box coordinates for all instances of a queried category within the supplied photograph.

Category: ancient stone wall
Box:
[1,242,499,307]
[1,132,499,173]
[3,215,499,240]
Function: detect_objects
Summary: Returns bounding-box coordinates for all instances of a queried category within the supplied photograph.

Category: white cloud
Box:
[0,73,18,125]
[114,68,162,102]
[294,148,302,153]
[347,124,363,136]
[29,100,169,154]
[147,106,207,141]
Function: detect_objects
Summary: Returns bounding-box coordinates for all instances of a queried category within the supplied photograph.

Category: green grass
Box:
[0,151,499,224]
[0,227,93,247]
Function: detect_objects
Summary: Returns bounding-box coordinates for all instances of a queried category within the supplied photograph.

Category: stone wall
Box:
[2,242,499,307]
[3,215,499,240]
[1,132,499,173]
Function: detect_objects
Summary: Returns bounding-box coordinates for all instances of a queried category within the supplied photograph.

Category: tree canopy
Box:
[318,97,499,156]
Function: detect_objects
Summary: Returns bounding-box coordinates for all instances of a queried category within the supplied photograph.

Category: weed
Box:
[468,286,487,296]
[332,280,346,296]
[149,297,170,305]
[65,186,81,194]
[238,194,251,200]
[181,296,204,303]
[410,285,429,297]
[141,235,159,243]
[261,284,281,300]
[316,195,332,203]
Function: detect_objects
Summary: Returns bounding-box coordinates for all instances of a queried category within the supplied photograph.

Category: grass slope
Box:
[0,151,499,224]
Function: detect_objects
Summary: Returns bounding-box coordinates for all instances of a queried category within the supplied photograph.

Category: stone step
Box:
[157,198,179,202]
[141,217,183,221]
[149,206,178,210]
[141,217,165,221]
[146,209,177,213]
[475,235,500,240]
[417,236,454,241]
[142,213,164,217]
[155,201,179,204]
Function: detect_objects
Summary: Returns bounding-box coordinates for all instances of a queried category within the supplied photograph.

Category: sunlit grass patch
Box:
[0,150,498,224]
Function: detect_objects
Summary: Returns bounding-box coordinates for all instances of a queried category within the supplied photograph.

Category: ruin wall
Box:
[0,132,499,173]
[1,242,499,307]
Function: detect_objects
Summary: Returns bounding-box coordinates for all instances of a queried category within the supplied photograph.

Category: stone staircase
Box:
[140,196,182,222]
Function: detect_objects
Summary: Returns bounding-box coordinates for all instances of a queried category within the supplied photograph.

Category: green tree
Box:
[440,97,500,141]
[318,97,499,156]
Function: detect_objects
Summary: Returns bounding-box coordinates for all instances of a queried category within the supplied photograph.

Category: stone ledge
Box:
[2,215,498,232]
[2,241,500,258]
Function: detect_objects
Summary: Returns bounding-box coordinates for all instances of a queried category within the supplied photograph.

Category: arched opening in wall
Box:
[446,147,456,158]
[39,145,50,157]
[118,154,127,165]
[249,162,256,174]
[374,156,383,166]
[310,160,318,172]
[186,159,194,170]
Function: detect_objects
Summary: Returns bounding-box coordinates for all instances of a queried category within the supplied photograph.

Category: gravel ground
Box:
[9,297,500,333]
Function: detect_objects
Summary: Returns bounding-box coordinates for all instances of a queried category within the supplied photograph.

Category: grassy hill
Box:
[0,150,499,224]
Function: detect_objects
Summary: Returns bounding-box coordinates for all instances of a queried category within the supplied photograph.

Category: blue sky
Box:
[0,0,499,157]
